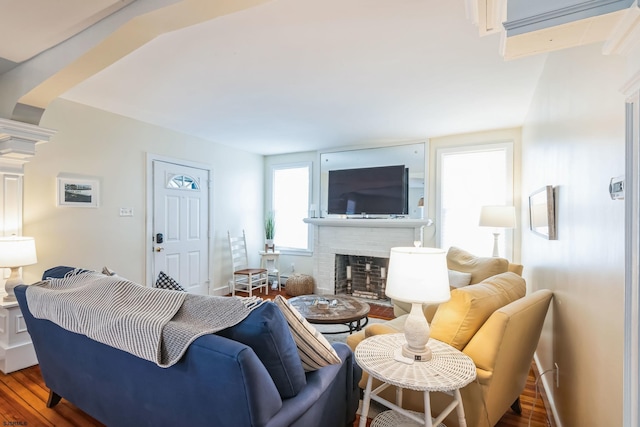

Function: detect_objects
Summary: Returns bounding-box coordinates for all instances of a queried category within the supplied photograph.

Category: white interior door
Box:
[152,160,209,294]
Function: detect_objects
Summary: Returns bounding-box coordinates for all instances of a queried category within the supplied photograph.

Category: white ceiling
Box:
[5,0,548,155]
[0,0,134,72]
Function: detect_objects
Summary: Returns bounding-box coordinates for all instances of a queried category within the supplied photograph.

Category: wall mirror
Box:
[319,142,426,218]
[529,185,557,240]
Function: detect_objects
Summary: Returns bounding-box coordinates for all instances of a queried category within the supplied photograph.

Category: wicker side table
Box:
[285,274,314,296]
[355,333,476,427]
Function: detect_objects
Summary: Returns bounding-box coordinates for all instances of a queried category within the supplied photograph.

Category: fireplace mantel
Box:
[303,218,433,228]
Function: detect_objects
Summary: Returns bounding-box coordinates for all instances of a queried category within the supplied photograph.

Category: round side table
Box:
[355,333,476,427]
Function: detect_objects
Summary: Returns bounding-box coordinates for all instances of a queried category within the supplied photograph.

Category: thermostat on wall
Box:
[609,175,624,200]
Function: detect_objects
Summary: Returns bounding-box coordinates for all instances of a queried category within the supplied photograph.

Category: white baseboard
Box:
[534,353,562,427]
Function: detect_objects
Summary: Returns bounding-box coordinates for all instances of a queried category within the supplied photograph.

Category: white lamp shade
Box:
[385,247,450,304]
[0,236,37,267]
[479,205,516,228]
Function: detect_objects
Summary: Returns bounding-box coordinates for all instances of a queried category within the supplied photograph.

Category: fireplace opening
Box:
[335,254,389,300]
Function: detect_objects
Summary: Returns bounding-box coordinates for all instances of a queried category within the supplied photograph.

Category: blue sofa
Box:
[15,267,361,427]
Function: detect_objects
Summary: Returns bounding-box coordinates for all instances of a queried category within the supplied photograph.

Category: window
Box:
[272,163,311,252]
[436,142,514,257]
[167,174,199,190]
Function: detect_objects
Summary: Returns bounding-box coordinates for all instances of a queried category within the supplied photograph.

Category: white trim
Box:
[503,0,633,36]
[534,353,562,427]
[624,93,640,427]
[603,1,640,55]
[622,70,640,98]
[145,153,213,291]
[270,161,313,252]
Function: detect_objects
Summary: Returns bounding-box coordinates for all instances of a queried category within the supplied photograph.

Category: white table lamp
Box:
[385,247,450,362]
[0,236,37,302]
[479,205,516,257]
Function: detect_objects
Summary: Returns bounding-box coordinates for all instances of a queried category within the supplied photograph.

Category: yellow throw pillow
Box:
[446,246,509,284]
[429,272,526,350]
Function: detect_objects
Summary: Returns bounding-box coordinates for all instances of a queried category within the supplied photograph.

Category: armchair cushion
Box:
[429,272,526,350]
[446,246,509,284]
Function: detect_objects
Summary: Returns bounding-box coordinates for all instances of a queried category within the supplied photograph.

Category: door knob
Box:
[155,247,165,252]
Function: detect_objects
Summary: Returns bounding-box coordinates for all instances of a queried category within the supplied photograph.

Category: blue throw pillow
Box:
[217,301,306,399]
[42,266,86,280]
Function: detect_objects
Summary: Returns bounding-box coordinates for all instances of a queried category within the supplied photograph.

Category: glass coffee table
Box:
[287,294,370,334]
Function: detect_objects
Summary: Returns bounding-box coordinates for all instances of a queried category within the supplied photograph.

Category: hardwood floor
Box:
[2,289,551,426]
[0,363,550,426]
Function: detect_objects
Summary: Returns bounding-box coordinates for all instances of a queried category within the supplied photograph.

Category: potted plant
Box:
[265,211,275,249]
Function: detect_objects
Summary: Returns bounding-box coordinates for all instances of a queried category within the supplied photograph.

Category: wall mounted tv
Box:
[327,165,408,216]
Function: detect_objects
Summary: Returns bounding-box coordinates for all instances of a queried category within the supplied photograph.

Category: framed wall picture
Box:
[528,185,556,240]
[57,177,100,208]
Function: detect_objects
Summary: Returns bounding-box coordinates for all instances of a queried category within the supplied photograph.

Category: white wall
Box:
[21,98,264,292]
[521,43,627,426]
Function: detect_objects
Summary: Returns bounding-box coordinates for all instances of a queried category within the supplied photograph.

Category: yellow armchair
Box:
[346,248,553,427]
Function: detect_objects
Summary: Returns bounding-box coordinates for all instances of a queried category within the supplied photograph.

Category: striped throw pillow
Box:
[274,295,341,371]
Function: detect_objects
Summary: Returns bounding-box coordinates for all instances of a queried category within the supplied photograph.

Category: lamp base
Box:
[399,302,434,363]
[402,342,432,362]
[492,232,501,257]
[3,267,22,302]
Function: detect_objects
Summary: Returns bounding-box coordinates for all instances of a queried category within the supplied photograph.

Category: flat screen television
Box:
[327,165,408,216]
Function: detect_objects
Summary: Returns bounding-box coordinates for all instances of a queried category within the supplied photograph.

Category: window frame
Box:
[435,141,515,258]
[270,161,313,255]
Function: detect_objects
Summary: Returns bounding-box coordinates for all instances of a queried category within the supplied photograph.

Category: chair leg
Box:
[511,397,522,415]
[47,390,62,408]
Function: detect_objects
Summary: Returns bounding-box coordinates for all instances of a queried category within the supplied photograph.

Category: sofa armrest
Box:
[267,343,361,427]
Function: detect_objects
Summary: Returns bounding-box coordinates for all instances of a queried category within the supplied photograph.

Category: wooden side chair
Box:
[227,230,268,297]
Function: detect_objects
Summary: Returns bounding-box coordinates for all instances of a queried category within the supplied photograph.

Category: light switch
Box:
[119,207,134,217]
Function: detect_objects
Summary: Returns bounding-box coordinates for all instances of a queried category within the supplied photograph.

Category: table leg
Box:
[454,389,468,427]
[423,391,433,427]
[359,375,373,427]
[396,386,403,407]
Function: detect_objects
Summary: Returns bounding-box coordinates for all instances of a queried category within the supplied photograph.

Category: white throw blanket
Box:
[26,270,263,367]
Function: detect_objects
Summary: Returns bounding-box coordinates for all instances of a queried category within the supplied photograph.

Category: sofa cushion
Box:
[273,295,341,372]
[216,301,306,399]
[446,246,509,284]
[429,272,526,350]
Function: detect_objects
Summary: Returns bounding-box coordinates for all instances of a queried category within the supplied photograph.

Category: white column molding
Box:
[0,118,56,173]
[603,2,640,55]
[623,82,640,427]
[465,0,507,36]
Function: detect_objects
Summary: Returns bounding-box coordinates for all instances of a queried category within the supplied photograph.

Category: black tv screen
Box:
[327,165,408,216]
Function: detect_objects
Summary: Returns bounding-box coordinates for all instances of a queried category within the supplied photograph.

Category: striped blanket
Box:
[26,270,263,367]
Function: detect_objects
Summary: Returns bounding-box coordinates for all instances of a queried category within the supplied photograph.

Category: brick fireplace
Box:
[304,218,432,296]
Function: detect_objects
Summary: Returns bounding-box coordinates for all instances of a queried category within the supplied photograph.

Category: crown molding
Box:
[0,118,56,171]
[603,2,640,55]
[504,0,633,36]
